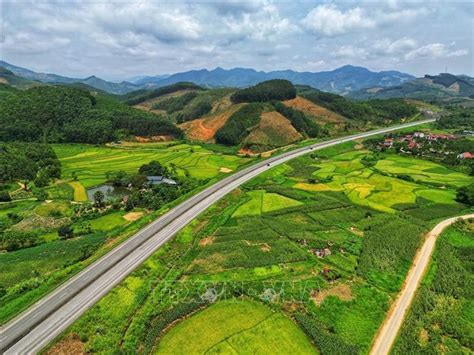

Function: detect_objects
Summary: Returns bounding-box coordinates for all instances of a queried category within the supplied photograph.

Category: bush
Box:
[230,80,296,103]
[456,183,474,206]
[0,191,11,202]
[58,224,74,239]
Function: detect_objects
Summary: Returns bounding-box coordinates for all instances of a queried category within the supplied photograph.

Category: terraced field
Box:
[293,150,470,213]
[54,143,249,187]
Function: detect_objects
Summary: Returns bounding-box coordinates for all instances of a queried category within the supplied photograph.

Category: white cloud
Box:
[334,46,369,60]
[302,4,429,37]
[372,37,418,55]
[302,4,375,36]
[405,43,468,60]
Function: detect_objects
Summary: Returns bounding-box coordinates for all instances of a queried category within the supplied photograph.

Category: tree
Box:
[0,191,11,202]
[93,190,105,207]
[456,184,474,206]
[58,224,74,239]
[33,189,48,201]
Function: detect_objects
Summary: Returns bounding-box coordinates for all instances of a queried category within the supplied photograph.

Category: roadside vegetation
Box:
[394,219,473,354]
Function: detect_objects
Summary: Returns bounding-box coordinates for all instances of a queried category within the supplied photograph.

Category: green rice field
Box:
[53,143,250,188]
[156,300,316,355]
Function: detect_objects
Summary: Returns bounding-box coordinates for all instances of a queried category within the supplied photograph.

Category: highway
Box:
[370,213,474,355]
[1,119,434,354]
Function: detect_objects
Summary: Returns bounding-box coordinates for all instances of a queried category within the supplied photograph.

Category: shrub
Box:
[58,224,74,239]
[0,191,11,202]
[456,183,474,206]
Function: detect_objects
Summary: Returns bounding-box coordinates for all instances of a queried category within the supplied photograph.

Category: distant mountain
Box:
[0,67,44,89]
[349,73,474,102]
[0,61,415,95]
[0,61,139,95]
[135,65,415,94]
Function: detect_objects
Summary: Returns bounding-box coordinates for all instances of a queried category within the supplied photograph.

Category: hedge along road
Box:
[1,119,435,354]
[370,213,474,355]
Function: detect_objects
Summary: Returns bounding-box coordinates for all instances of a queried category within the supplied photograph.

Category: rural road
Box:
[1,119,434,354]
[370,213,474,355]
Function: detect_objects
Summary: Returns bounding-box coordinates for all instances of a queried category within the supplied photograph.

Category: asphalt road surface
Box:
[1,119,435,354]
[370,213,474,355]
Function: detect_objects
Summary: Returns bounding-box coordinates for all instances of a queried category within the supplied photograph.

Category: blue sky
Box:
[1,1,472,80]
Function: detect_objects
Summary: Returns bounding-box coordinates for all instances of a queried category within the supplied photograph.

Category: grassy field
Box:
[44,140,472,354]
[54,142,250,188]
[156,300,316,355]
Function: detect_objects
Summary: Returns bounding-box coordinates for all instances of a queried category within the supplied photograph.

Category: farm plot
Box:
[54,143,249,187]
[156,300,315,355]
[293,151,470,213]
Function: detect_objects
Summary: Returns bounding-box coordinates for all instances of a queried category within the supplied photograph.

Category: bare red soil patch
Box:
[179,104,243,142]
[283,96,347,126]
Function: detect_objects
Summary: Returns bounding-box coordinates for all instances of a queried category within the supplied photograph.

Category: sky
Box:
[1,0,473,81]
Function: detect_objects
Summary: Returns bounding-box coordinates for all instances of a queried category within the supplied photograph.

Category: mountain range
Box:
[349,73,474,102]
[0,60,414,95]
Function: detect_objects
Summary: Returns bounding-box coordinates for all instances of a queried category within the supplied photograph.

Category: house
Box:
[413,132,425,138]
[457,152,474,159]
[313,248,331,258]
[146,176,177,185]
[383,138,393,148]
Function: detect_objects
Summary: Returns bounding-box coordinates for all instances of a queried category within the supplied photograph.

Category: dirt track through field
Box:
[370,213,474,355]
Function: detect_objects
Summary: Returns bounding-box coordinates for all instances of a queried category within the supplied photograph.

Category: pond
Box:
[86,184,128,202]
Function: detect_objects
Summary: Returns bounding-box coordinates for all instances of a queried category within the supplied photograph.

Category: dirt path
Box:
[370,213,474,355]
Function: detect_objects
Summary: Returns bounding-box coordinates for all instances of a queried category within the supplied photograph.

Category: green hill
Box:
[121,82,205,105]
[0,85,182,143]
[349,73,474,103]
[0,67,44,89]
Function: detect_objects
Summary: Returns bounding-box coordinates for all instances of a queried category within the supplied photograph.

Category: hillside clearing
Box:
[243,111,302,149]
[179,105,243,142]
[283,96,347,127]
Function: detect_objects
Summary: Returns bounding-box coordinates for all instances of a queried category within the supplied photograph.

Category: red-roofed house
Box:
[457,152,474,159]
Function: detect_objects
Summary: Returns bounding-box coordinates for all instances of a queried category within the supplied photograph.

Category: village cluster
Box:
[380,131,473,159]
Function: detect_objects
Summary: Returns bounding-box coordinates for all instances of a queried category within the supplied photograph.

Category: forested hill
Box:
[0,85,182,144]
[296,85,418,124]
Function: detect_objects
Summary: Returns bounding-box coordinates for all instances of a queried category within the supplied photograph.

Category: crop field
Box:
[47,142,472,354]
[156,300,315,355]
[292,150,470,213]
[53,143,250,188]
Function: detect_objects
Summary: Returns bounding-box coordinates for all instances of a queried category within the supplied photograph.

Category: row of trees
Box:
[0,86,183,144]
